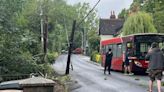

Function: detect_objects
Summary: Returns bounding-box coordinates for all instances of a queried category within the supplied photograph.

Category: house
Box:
[99,11,124,50]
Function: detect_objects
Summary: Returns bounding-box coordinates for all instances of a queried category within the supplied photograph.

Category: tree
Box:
[88,30,100,52]
[47,0,77,52]
[0,0,99,78]
[0,0,40,76]
[73,2,99,52]
[153,11,164,33]
[141,0,164,33]
[118,8,129,19]
[128,0,164,33]
[130,0,141,12]
[122,12,157,35]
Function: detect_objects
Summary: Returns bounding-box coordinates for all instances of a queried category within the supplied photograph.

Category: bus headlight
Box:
[134,61,142,67]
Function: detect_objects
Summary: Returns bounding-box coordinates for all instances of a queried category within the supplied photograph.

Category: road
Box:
[53,54,164,92]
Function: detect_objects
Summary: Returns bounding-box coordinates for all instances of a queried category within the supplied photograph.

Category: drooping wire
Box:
[76,0,101,28]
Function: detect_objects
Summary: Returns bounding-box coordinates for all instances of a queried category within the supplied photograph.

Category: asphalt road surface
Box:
[53,54,164,92]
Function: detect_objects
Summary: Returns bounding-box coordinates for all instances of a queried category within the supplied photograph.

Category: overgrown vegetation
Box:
[0,0,98,80]
[119,0,164,34]
[122,12,157,35]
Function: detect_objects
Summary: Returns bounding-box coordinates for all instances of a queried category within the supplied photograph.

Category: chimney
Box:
[111,11,113,16]
[110,11,116,19]
[113,11,115,15]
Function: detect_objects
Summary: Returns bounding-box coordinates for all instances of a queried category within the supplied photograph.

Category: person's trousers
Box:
[104,62,111,73]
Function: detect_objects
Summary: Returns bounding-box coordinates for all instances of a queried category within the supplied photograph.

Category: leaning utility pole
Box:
[44,16,48,62]
[65,20,76,75]
[81,28,84,54]
[40,3,44,53]
[44,16,48,54]
[83,28,86,55]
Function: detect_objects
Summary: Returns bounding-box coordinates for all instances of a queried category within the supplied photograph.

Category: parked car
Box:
[73,48,83,54]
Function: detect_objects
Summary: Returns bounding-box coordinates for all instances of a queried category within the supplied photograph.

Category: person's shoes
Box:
[108,72,111,75]
[129,73,134,75]
[124,73,128,75]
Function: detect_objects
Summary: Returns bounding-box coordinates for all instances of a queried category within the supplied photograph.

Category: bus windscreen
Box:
[135,35,164,59]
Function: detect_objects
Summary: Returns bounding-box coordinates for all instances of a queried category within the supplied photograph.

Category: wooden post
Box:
[65,20,76,75]
[43,15,48,64]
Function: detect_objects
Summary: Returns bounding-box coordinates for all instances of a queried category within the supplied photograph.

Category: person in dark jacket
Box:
[145,42,164,92]
[123,51,134,75]
[104,48,113,75]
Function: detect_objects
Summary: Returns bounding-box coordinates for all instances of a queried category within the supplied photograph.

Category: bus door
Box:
[125,42,135,70]
[111,43,123,71]
[101,45,106,67]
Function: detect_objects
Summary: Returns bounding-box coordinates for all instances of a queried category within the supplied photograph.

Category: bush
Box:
[1,51,38,75]
[90,51,99,62]
[90,51,102,63]
[38,63,54,77]
[47,52,58,64]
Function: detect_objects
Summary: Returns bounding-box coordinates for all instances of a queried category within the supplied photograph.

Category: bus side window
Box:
[117,44,122,57]
[101,46,105,54]
[111,44,113,51]
[122,43,126,54]
[105,46,107,53]
[113,44,117,57]
[108,44,112,49]
[106,45,109,53]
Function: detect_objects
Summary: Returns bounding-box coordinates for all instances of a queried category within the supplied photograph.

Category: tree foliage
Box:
[119,0,164,35]
[73,3,98,50]
[129,0,164,33]
[0,0,42,77]
[118,8,129,19]
[122,12,157,35]
[142,0,164,33]
[0,0,99,77]
[88,30,100,52]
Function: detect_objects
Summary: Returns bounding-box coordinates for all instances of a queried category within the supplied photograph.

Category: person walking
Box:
[123,51,134,75]
[146,42,164,92]
[104,48,113,75]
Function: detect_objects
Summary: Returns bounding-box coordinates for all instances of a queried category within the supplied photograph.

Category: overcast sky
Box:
[66,0,133,18]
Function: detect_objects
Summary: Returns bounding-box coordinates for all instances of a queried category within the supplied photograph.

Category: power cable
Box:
[76,0,101,28]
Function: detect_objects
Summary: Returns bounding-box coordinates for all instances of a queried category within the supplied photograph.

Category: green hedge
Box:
[90,51,98,62]
[47,52,58,64]
[90,51,102,63]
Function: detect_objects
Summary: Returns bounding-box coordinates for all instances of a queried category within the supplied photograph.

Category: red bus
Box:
[101,33,164,73]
